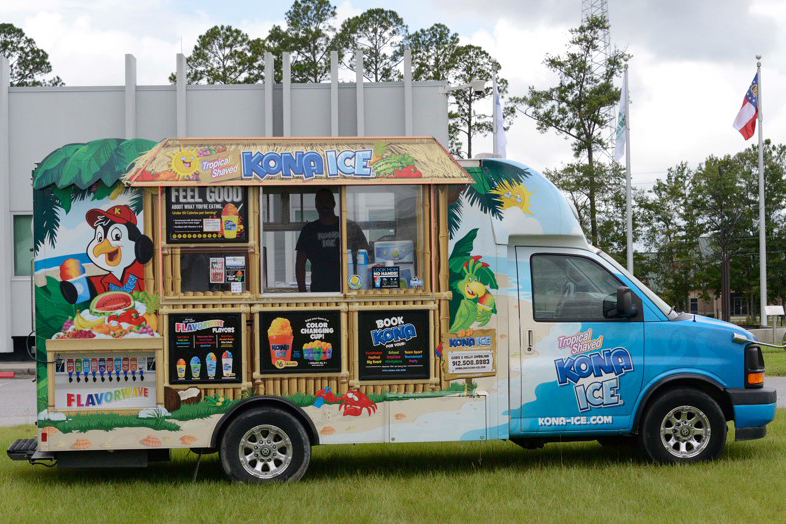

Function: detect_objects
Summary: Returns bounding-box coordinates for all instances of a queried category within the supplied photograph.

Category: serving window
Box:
[261,187,350,293]
[346,186,425,291]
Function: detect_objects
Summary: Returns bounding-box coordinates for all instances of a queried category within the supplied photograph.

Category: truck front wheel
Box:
[639,388,726,463]
[219,407,311,483]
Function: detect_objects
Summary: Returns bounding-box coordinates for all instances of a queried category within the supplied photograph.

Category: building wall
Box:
[0,52,450,349]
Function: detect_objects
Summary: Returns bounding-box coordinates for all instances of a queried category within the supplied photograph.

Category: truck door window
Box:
[531,254,623,322]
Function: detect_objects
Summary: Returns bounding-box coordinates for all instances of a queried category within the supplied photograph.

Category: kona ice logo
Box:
[557,328,603,354]
[371,316,416,346]
[242,149,373,180]
[554,348,633,412]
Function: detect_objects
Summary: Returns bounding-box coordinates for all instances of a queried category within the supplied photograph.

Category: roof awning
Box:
[123,137,472,186]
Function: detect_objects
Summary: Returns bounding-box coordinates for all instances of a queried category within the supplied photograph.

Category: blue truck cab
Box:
[458,157,777,462]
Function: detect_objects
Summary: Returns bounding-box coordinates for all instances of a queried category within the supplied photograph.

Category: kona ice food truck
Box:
[6,136,777,482]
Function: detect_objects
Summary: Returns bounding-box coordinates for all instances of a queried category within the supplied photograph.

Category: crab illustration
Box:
[315,387,378,417]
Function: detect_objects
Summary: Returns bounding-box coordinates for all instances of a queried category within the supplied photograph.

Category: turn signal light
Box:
[747,372,764,385]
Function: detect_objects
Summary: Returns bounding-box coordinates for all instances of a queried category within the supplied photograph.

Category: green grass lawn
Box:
[764,348,786,376]
[2,411,785,523]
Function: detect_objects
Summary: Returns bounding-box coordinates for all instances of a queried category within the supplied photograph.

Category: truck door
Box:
[513,247,644,434]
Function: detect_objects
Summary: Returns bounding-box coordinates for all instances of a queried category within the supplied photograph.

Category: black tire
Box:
[219,407,311,483]
[639,388,726,463]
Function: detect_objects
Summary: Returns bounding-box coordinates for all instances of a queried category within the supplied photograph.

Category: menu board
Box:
[166,187,248,243]
[357,310,430,381]
[168,313,243,384]
[259,311,342,374]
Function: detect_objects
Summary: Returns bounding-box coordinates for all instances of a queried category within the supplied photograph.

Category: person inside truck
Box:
[296,187,369,292]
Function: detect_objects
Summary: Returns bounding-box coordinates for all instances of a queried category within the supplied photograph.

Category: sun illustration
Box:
[491,181,534,215]
[167,148,200,179]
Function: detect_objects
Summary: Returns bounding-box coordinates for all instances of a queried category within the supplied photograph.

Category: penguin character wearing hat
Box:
[60,205,153,304]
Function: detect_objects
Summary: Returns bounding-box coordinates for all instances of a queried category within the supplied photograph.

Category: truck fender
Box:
[210,396,320,448]
[631,373,733,433]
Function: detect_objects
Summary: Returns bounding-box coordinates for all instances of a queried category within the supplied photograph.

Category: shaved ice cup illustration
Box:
[221,203,240,239]
[268,318,293,367]
[60,258,91,303]
[176,358,186,380]
[206,353,217,379]
[190,356,201,380]
[222,351,234,377]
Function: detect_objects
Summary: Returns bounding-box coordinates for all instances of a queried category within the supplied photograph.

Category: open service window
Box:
[262,187,359,293]
[345,186,424,291]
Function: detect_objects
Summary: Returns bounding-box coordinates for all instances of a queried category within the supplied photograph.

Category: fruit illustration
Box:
[89,291,134,316]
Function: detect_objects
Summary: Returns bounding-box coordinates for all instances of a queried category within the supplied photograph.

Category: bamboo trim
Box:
[143,189,155,293]
[340,186,348,294]
[250,188,261,295]
[157,187,164,296]
[348,303,438,311]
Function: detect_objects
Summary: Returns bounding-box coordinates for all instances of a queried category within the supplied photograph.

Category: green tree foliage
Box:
[637,163,703,312]
[266,0,338,83]
[335,8,408,81]
[169,25,264,84]
[637,142,786,320]
[448,45,515,159]
[545,161,643,260]
[514,15,628,245]
[404,23,460,81]
[0,23,63,86]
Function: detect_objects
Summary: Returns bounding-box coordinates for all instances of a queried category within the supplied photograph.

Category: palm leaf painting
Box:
[448,161,531,238]
[32,138,157,253]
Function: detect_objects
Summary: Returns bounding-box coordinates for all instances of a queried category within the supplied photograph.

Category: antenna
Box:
[581,0,615,161]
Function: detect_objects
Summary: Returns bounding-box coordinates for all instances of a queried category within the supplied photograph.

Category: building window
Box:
[14,215,33,277]
[345,186,422,290]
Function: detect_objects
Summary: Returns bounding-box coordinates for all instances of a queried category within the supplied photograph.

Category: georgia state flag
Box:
[733,73,759,140]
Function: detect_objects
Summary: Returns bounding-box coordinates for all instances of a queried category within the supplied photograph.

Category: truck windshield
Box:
[596,250,678,320]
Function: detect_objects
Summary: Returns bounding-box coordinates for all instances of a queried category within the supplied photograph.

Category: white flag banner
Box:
[614,74,627,161]
[493,75,507,158]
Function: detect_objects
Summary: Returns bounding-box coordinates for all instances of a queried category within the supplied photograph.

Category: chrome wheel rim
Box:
[238,424,293,479]
[660,405,711,459]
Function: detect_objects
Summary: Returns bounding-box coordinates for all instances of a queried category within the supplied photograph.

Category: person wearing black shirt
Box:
[296,188,369,292]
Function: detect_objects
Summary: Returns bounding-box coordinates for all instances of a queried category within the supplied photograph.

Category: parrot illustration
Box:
[449,256,497,335]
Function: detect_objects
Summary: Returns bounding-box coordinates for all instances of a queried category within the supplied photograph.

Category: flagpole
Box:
[624,62,633,273]
[757,55,767,327]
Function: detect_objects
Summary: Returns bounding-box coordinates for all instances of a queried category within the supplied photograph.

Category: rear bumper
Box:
[726,387,777,440]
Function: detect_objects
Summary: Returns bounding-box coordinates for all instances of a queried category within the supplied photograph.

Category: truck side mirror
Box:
[616,286,638,318]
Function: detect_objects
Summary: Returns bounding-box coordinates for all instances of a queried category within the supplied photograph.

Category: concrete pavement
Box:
[0,378,37,426]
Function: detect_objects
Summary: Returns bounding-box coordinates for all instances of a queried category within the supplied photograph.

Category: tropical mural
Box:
[446,162,531,334]
[32,139,157,413]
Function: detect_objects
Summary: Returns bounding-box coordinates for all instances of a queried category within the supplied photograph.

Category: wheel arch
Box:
[210,396,320,449]
[632,373,734,433]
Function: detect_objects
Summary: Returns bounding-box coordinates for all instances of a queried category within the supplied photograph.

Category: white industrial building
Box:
[0,50,451,356]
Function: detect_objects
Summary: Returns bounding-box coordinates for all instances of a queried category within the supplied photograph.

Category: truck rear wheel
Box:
[219,407,311,483]
[639,388,726,463]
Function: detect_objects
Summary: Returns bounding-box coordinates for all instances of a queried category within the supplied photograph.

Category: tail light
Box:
[745,344,765,388]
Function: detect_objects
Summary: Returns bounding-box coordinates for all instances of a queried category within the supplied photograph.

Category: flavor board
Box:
[357,310,430,381]
[259,311,342,374]
[166,187,248,243]
[167,313,242,384]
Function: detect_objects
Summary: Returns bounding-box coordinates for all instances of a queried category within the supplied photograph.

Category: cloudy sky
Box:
[2,0,784,188]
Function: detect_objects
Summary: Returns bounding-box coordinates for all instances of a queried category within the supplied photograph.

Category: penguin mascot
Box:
[60,204,153,304]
